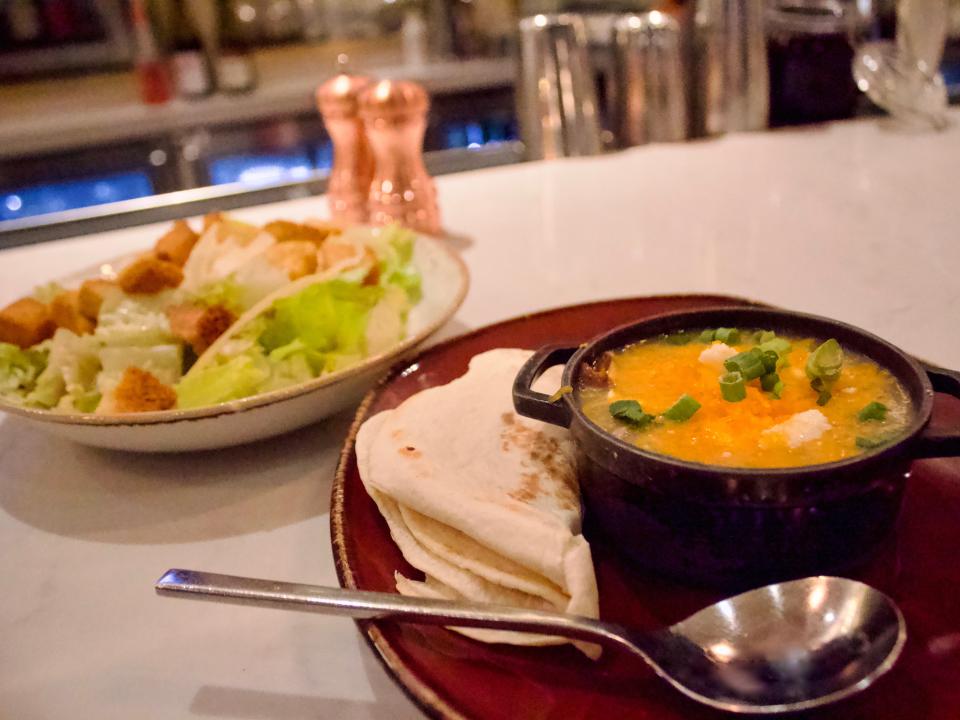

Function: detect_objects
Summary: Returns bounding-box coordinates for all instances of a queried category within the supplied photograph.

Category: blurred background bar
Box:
[1,0,960,240]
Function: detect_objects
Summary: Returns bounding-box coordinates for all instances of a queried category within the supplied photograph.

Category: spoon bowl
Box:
[641,576,906,712]
[155,571,905,714]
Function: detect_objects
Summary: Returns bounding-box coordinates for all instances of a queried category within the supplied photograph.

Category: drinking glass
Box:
[853,0,949,129]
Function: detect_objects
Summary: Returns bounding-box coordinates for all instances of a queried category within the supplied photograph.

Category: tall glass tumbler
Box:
[517,14,604,159]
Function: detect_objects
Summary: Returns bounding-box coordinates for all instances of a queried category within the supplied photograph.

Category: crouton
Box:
[265,241,318,280]
[117,256,183,294]
[264,220,332,246]
[203,212,223,231]
[203,216,264,248]
[154,220,199,266]
[304,219,343,238]
[362,247,381,286]
[0,297,56,348]
[319,239,362,270]
[50,290,95,335]
[78,279,118,320]
[109,367,177,413]
[167,304,236,355]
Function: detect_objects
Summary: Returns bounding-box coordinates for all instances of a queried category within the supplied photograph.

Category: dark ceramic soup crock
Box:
[513,307,960,588]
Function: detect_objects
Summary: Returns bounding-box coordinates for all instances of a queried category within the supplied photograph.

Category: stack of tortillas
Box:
[356,349,600,656]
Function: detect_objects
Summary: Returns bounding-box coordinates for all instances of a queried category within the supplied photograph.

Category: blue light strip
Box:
[2,172,154,222]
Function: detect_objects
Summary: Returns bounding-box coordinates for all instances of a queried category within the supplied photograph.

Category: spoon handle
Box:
[156,568,625,650]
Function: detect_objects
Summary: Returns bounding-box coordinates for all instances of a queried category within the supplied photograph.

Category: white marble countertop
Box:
[1,112,959,719]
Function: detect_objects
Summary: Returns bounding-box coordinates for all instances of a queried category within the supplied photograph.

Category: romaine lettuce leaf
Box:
[0,342,48,402]
[85,298,185,413]
[26,370,64,409]
[258,280,384,357]
[96,298,176,347]
[366,225,422,303]
[188,265,290,314]
[212,314,264,359]
[232,258,291,309]
[176,264,417,407]
[27,329,101,409]
[190,277,245,314]
[384,264,422,304]
[99,344,183,391]
[324,352,364,374]
[175,351,271,409]
[181,222,288,310]
[73,391,102,414]
[99,288,180,316]
[267,338,326,370]
[364,285,407,357]
[260,339,326,392]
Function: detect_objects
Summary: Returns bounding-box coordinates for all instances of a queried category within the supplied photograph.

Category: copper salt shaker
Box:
[316,72,374,223]
[358,79,441,236]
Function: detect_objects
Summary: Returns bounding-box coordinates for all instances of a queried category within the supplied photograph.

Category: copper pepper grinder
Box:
[316,71,374,223]
[359,79,441,236]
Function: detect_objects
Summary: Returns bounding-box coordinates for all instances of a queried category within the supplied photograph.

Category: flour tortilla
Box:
[356,349,600,656]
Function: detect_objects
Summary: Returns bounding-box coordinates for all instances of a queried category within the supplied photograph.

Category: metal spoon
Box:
[155,570,905,714]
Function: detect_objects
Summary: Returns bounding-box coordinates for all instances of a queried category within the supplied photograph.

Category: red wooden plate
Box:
[331,295,960,720]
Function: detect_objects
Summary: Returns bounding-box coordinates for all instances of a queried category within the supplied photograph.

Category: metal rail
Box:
[0,142,526,249]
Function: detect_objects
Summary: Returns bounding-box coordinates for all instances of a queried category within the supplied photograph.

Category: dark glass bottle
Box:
[217,0,258,94]
[61,0,105,43]
[4,0,44,47]
[39,0,77,41]
[767,0,860,126]
[447,0,482,57]
[169,0,215,99]
[131,0,172,105]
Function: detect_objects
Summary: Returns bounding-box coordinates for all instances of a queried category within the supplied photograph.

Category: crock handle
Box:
[512,345,578,428]
[916,363,960,458]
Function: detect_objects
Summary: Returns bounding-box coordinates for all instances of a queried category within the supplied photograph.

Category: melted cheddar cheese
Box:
[578,336,911,468]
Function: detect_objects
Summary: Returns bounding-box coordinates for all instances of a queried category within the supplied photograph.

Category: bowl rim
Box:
[0,231,470,427]
[560,305,936,478]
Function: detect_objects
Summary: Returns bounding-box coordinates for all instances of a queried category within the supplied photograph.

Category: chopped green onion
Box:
[761,351,779,374]
[811,378,830,405]
[760,372,781,393]
[715,327,741,345]
[609,399,655,428]
[724,348,765,380]
[698,329,716,343]
[759,330,777,344]
[662,394,701,422]
[806,339,843,406]
[806,339,844,383]
[772,380,785,399]
[548,385,573,403]
[759,337,791,358]
[664,331,695,346]
[720,371,747,402]
[856,436,889,449]
[858,401,888,422]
